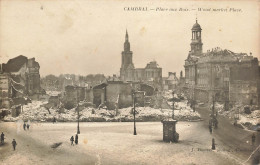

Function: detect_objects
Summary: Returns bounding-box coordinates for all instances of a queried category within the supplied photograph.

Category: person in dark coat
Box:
[27,123,30,130]
[70,136,74,146]
[75,134,78,145]
[252,133,256,146]
[212,138,216,150]
[1,132,4,144]
[209,125,212,134]
[53,117,56,124]
[12,139,17,150]
[23,122,26,130]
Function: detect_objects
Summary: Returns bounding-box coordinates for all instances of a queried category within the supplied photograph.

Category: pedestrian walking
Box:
[70,136,74,146]
[75,134,78,145]
[53,117,56,124]
[233,119,237,126]
[12,139,17,150]
[23,122,26,130]
[252,133,256,146]
[27,123,30,130]
[209,125,212,134]
[212,138,216,150]
[1,132,5,144]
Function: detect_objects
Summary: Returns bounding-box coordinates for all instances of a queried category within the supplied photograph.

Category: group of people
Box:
[23,121,30,130]
[70,134,79,145]
[0,132,17,150]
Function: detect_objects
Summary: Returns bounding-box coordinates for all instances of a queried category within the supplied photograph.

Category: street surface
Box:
[0,121,248,165]
[196,105,260,164]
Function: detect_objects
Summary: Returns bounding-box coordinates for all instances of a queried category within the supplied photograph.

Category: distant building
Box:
[119,30,162,89]
[183,19,260,106]
[163,72,179,91]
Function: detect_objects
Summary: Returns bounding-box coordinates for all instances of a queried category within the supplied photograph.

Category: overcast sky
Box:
[0,0,259,77]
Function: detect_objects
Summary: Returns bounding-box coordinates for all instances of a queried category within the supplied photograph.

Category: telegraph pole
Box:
[77,104,80,134]
[132,90,137,135]
[212,96,215,115]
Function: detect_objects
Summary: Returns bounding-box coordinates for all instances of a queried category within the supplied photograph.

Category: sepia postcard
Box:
[0,0,259,164]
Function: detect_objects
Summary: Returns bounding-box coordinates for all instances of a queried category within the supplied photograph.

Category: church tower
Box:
[190,19,203,56]
[120,30,134,80]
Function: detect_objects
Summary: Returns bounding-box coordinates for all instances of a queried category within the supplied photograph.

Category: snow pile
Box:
[175,101,191,110]
[46,91,61,96]
[175,109,201,121]
[163,90,174,100]
[217,103,260,129]
[239,115,259,126]
[163,90,180,100]
[237,108,260,126]
[215,102,224,113]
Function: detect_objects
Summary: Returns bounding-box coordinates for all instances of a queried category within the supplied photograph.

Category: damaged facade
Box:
[183,20,260,106]
[119,30,162,89]
[0,55,42,109]
[91,80,155,110]
[63,85,93,109]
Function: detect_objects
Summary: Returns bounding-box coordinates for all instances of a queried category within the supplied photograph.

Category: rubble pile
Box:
[4,99,201,122]
[217,102,260,130]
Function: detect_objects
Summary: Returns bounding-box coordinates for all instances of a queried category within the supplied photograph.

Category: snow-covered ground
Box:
[0,122,244,165]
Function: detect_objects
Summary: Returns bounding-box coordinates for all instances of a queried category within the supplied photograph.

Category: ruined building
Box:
[120,30,162,89]
[183,19,260,106]
[0,55,42,108]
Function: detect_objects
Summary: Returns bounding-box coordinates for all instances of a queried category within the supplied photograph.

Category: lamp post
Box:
[77,103,80,134]
[172,91,175,120]
[76,88,80,134]
[132,90,137,135]
[212,96,215,116]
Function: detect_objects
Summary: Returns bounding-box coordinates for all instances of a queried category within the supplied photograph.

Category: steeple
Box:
[120,29,134,80]
[124,29,130,52]
[125,29,129,41]
[190,18,203,56]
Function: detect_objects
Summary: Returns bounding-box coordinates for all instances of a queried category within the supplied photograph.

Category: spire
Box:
[125,29,129,41]
[124,29,130,52]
